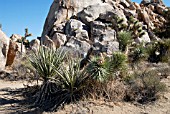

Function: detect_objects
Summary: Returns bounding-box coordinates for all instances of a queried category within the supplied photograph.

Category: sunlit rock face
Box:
[0,30,9,71]
[41,0,168,59]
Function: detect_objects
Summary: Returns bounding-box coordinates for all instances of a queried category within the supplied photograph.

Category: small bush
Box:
[147,39,170,63]
[87,80,127,101]
[108,52,128,78]
[86,56,109,82]
[118,31,132,52]
[125,70,166,103]
[86,52,127,82]
[129,43,148,69]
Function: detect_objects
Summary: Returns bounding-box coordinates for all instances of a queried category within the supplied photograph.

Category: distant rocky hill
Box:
[41,0,169,57]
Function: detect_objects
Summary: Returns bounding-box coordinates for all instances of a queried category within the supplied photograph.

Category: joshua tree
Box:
[21,28,32,55]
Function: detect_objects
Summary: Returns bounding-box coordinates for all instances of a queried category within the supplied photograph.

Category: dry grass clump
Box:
[124,70,166,104]
[86,80,127,102]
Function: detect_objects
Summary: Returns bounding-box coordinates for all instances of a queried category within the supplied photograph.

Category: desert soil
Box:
[0,76,170,114]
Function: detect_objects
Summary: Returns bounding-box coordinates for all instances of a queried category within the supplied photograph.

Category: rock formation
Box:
[30,39,40,52]
[41,0,168,58]
[5,40,19,67]
[0,30,9,71]
[0,30,23,70]
[10,34,26,53]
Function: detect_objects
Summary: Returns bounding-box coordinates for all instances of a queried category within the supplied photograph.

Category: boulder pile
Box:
[41,0,168,57]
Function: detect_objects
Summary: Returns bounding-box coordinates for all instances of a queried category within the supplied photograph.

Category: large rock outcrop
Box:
[41,0,103,40]
[5,40,19,67]
[0,30,9,70]
[41,0,168,58]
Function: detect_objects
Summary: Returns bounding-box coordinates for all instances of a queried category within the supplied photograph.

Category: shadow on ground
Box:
[0,87,43,114]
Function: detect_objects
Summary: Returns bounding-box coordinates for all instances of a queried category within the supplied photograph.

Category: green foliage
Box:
[128,16,145,38]
[108,52,127,72]
[125,70,166,103]
[147,39,170,63]
[130,43,148,66]
[117,18,124,24]
[55,59,89,104]
[118,31,132,51]
[86,56,109,82]
[138,31,145,38]
[29,46,66,81]
[87,52,127,82]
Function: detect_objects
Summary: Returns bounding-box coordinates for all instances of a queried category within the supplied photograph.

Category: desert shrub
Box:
[147,39,170,63]
[125,70,166,103]
[8,55,36,81]
[29,47,92,111]
[29,46,66,81]
[108,52,128,78]
[86,79,127,101]
[86,52,127,82]
[84,52,128,101]
[28,46,66,109]
[86,56,109,82]
[118,31,132,52]
[109,52,127,71]
[129,43,148,69]
[51,59,90,110]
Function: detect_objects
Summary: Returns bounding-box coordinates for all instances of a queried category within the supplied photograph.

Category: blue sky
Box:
[0,0,169,41]
[0,0,53,40]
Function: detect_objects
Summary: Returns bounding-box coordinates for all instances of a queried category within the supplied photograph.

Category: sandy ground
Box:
[0,80,40,114]
[52,76,170,114]
[0,76,170,114]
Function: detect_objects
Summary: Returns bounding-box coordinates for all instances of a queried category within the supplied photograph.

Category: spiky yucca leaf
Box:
[55,58,89,103]
[86,56,109,82]
[118,31,132,51]
[108,52,127,73]
[29,46,66,81]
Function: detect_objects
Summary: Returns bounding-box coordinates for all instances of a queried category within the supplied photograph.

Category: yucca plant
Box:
[86,56,109,82]
[86,52,128,82]
[28,46,66,109]
[51,58,90,110]
[29,46,66,81]
[108,52,127,72]
[118,31,132,52]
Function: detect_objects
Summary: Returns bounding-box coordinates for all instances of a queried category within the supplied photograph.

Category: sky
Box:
[0,0,169,41]
[0,0,53,40]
